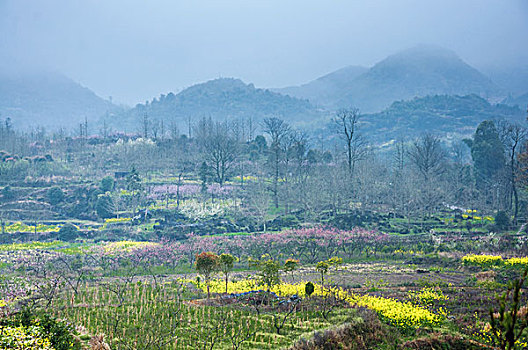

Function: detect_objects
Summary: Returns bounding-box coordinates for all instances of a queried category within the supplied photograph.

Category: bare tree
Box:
[333,108,366,177]
[263,117,291,208]
[407,134,447,218]
[243,176,271,232]
[228,317,259,350]
[169,121,180,139]
[393,139,406,174]
[151,119,160,139]
[195,118,239,186]
[408,134,446,182]
[271,296,302,335]
[498,121,527,222]
[279,130,308,214]
[142,112,150,138]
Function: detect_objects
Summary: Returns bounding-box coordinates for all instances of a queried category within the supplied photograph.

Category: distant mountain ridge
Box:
[1,45,520,137]
[108,78,323,132]
[0,69,117,130]
[279,45,501,112]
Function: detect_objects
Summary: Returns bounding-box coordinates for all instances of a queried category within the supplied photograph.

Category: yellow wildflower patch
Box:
[505,257,528,267]
[462,254,503,267]
[196,279,443,331]
[103,240,158,253]
[0,325,54,349]
[104,217,132,224]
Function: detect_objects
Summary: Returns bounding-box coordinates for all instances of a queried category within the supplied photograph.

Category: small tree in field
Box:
[316,257,343,288]
[195,252,220,299]
[219,253,237,294]
[283,258,300,282]
[316,261,329,286]
[249,256,281,292]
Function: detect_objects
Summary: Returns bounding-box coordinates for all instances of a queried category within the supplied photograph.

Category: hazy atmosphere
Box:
[1,0,527,104]
[3,2,528,349]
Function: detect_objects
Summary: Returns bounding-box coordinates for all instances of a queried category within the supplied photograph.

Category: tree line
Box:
[1,111,527,226]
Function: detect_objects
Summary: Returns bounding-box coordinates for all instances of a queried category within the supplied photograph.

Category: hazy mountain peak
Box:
[345,45,500,111]
[275,45,500,112]
[187,77,250,91]
[109,77,320,132]
[368,45,474,78]
[0,69,117,130]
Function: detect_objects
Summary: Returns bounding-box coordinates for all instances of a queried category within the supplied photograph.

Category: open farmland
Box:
[2,223,528,349]
[2,2,528,348]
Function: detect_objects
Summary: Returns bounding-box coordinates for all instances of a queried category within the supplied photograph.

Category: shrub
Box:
[95,194,115,219]
[100,176,115,192]
[46,186,64,205]
[488,267,528,350]
[495,211,510,231]
[1,185,15,201]
[305,282,315,297]
[58,223,80,241]
[280,214,301,228]
[0,325,53,350]
[38,313,82,350]
[3,308,81,350]
[270,214,301,230]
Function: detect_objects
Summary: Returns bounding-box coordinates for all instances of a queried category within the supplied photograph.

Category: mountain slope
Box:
[274,65,368,106]
[0,69,116,130]
[481,65,528,96]
[355,94,524,143]
[109,78,322,132]
[339,46,500,112]
[280,45,501,113]
[502,92,528,110]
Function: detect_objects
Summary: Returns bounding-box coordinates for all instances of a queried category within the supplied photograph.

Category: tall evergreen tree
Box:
[470,120,505,191]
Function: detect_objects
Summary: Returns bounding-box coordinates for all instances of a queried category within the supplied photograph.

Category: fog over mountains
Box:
[1,45,527,142]
[277,46,501,112]
[274,65,369,108]
[104,78,321,134]
[0,68,117,130]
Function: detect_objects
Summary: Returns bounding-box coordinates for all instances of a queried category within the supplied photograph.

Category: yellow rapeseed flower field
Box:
[195,279,443,331]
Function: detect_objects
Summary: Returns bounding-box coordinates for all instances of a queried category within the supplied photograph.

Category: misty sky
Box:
[1,0,527,105]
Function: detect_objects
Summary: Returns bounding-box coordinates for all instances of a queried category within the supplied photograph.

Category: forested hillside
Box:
[356,94,524,143]
[2,1,527,346]
[106,78,322,133]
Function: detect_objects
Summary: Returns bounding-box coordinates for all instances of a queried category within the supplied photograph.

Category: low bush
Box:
[46,186,64,205]
[58,223,80,241]
[1,308,82,350]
